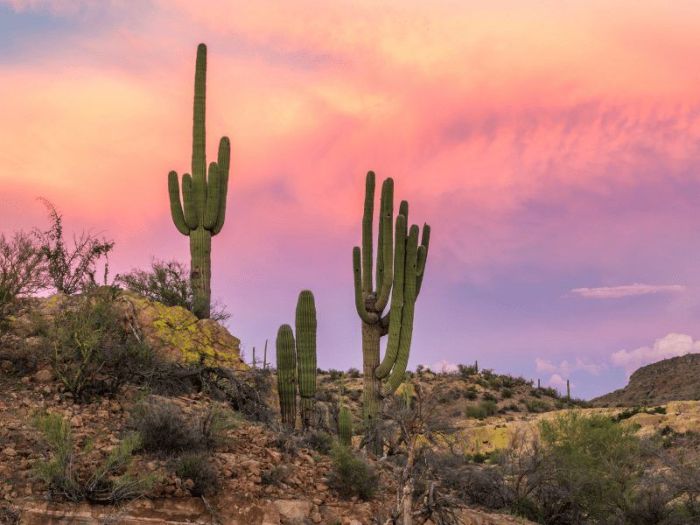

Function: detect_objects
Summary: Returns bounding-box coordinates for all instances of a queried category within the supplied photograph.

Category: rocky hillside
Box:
[592,353,700,407]
[0,291,536,525]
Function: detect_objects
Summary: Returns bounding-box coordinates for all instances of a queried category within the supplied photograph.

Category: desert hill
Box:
[592,353,700,407]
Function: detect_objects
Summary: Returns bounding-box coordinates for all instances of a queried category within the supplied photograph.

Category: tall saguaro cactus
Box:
[167,43,231,319]
[296,290,317,429]
[276,324,297,429]
[352,171,430,453]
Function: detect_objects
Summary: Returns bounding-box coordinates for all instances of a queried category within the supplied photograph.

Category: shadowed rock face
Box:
[593,353,700,407]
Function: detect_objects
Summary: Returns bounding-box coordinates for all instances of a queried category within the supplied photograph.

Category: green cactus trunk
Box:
[296,290,317,429]
[189,227,212,319]
[167,43,231,320]
[352,171,430,455]
[276,324,297,429]
[338,406,353,447]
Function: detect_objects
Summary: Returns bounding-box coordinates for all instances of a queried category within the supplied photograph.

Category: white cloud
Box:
[432,359,459,373]
[611,332,700,375]
[547,374,569,392]
[571,283,685,299]
[536,357,603,377]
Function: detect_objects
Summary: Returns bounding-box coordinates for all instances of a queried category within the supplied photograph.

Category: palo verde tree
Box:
[352,171,430,454]
[167,43,231,319]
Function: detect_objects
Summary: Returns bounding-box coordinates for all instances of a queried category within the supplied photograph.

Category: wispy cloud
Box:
[611,332,700,376]
[536,357,604,377]
[571,283,685,299]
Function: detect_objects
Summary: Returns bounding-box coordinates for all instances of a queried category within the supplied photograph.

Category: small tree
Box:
[0,231,47,318]
[36,199,114,295]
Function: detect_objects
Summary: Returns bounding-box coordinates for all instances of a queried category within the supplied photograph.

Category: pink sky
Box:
[2,1,700,397]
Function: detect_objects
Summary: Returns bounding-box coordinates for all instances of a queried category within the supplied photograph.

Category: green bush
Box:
[524,399,550,413]
[535,411,642,523]
[301,430,334,455]
[131,398,235,454]
[500,387,513,399]
[465,400,498,420]
[49,289,151,400]
[174,453,218,496]
[33,413,154,502]
[116,259,229,322]
[328,445,378,500]
[464,386,478,400]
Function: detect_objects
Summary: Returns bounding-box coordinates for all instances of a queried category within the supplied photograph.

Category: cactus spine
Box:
[276,324,297,429]
[352,171,430,453]
[296,290,317,429]
[167,43,231,319]
[338,406,353,447]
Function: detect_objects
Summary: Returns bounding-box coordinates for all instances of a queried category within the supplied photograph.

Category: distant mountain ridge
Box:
[593,353,700,406]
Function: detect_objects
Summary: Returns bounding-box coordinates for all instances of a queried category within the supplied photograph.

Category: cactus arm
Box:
[385,225,419,394]
[211,136,230,235]
[399,200,408,223]
[181,173,199,229]
[203,162,220,230]
[416,224,430,295]
[276,324,297,429]
[296,290,317,428]
[361,171,375,293]
[375,214,407,379]
[192,43,207,223]
[353,247,378,324]
[375,178,394,311]
[168,171,190,235]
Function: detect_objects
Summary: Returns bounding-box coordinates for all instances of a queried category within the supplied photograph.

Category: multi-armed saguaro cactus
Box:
[275,290,318,430]
[338,405,353,447]
[296,290,317,429]
[352,171,430,453]
[276,324,297,429]
[168,43,231,319]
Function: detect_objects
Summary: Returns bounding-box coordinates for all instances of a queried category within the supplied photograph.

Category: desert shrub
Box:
[261,464,289,486]
[614,405,667,422]
[347,367,361,378]
[482,391,497,402]
[533,411,642,523]
[131,398,234,454]
[33,413,154,502]
[540,386,559,399]
[174,453,219,496]
[49,289,151,400]
[500,387,513,399]
[457,363,478,378]
[301,430,334,455]
[328,445,378,500]
[36,200,113,295]
[464,386,478,400]
[524,399,550,413]
[0,231,47,320]
[328,369,344,380]
[465,400,498,420]
[116,259,229,322]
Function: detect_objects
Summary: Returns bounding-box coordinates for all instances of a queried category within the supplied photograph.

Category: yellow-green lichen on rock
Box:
[117,292,245,368]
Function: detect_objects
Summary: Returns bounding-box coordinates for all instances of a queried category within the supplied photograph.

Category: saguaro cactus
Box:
[276,324,297,429]
[296,290,317,429]
[338,406,353,447]
[167,43,231,319]
[352,171,430,453]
